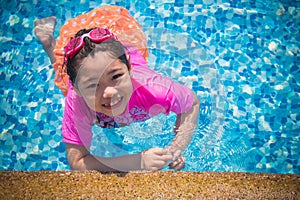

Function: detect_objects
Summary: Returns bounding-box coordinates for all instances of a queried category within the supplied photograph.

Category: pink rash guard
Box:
[62,47,194,146]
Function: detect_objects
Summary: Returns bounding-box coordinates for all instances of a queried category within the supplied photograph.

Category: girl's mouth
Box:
[102,96,123,109]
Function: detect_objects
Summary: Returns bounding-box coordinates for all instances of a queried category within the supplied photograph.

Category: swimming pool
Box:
[0,0,299,174]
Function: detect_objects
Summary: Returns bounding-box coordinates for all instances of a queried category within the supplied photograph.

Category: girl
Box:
[34,6,199,172]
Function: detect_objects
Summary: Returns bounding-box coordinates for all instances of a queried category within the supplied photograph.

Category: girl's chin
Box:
[97,105,127,116]
[103,109,124,117]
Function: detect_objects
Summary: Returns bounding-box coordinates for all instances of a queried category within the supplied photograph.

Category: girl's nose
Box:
[103,86,118,98]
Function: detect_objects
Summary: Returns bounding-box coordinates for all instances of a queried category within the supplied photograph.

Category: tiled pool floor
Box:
[0,0,299,173]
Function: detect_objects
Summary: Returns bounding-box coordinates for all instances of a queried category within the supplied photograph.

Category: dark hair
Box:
[66,28,130,86]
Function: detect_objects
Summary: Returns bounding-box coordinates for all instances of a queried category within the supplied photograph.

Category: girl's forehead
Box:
[83,51,116,68]
[79,52,116,72]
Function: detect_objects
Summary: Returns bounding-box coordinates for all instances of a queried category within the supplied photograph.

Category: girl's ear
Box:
[126,54,132,76]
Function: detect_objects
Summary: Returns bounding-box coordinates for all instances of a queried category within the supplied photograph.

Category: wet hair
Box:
[65,28,130,86]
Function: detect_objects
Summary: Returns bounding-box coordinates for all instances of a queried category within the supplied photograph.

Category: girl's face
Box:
[75,51,133,116]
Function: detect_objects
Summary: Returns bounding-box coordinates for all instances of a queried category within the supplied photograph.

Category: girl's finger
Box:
[151,148,168,155]
[174,160,185,171]
[172,149,182,160]
[168,156,185,169]
[168,159,180,168]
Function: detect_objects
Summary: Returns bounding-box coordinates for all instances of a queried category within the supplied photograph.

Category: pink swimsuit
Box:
[62,48,194,146]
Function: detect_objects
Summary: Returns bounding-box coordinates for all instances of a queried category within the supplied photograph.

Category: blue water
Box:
[0,0,299,174]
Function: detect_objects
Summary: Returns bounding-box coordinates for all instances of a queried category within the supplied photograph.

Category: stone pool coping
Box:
[0,171,299,199]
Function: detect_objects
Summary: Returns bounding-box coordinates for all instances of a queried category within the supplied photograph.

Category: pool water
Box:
[0,0,299,174]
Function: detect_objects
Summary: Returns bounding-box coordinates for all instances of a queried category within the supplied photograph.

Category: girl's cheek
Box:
[85,95,96,105]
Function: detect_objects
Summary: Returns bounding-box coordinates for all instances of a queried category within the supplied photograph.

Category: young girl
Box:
[34,6,199,172]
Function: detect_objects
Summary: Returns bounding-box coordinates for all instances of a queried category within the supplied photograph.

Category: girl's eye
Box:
[87,83,99,89]
[112,74,123,80]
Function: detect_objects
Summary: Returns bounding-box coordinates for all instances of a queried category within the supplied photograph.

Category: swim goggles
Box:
[64,28,118,61]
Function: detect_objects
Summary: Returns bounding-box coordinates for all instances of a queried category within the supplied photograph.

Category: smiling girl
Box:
[34,6,199,172]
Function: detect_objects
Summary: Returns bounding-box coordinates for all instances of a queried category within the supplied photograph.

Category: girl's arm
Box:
[166,92,200,168]
[66,143,172,172]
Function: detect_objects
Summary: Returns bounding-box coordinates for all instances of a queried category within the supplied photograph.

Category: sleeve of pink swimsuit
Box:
[62,85,95,146]
[157,79,194,116]
[129,49,195,117]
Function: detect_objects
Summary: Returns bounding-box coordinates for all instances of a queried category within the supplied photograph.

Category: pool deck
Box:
[0,171,299,199]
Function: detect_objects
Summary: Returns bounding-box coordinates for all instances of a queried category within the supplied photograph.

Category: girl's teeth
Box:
[111,99,119,106]
[105,97,121,107]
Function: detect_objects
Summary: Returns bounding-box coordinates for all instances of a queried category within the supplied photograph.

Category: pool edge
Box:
[1,171,299,199]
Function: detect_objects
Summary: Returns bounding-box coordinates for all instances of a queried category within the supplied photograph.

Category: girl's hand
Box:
[141,148,173,171]
[165,147,186,171]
